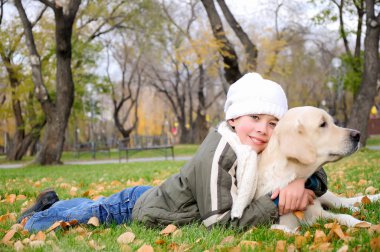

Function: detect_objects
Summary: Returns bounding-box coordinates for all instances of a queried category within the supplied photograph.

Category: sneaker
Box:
[17,188,59,223]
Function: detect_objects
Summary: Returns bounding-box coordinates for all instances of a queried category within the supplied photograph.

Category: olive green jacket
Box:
[132,130,327,229]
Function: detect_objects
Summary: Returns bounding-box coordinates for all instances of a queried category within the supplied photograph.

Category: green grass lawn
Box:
[1,149,380,251]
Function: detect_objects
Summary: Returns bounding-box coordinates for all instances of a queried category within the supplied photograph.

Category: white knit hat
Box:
[224,73,288,120]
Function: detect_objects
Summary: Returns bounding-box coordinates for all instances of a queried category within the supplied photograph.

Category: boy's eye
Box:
[269,122,277,128]
[250,115,259,120]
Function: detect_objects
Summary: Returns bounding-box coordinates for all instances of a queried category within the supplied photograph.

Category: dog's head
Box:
[272,106,360,166]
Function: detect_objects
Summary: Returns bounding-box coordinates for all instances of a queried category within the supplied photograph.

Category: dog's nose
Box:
[350,130,360,142]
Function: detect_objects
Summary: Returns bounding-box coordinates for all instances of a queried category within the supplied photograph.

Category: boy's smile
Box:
[228,114,278,153]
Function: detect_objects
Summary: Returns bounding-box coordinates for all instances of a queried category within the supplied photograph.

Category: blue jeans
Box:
[25,186,152,232]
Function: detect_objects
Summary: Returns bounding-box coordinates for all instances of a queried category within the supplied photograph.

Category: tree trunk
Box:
[15,0,81,165]
[200,0,242,84]
[216,0,258,72]
[347,0,379,146]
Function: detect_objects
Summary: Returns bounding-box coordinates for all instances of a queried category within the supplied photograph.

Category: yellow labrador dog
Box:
[255,106,379,233]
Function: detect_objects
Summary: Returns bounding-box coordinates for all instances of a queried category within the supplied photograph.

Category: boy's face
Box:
[228,114,278,153]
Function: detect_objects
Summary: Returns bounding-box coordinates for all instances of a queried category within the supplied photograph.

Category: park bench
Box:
[74,141,111,159]
[118,135,174,162]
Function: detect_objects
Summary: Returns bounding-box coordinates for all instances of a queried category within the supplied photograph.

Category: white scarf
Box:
[217,121,259,219]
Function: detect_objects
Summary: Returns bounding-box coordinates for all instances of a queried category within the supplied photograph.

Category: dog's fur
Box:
[254,106,379,233]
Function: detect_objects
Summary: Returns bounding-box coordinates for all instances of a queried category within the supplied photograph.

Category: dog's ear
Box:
[279,120,317,165]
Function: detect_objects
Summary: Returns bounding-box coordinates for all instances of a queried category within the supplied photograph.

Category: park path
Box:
[0,156,193,169]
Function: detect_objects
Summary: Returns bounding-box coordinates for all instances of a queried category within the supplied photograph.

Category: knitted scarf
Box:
[217,121,259,219]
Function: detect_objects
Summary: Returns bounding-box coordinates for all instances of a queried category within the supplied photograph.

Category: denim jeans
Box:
[25,185,152,232]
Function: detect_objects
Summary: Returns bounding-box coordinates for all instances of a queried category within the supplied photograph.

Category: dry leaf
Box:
[10,224,24,232]
[238,240,260,249]
[331,224,347,241]
[295,236,307,248]
[358,179,367,185]
[0,212,17,223]
[155,239,166,245]
[314,230,327,243]
[370,237,380,251]
[120,244,133,252]
[88,239,105,250]
[137,244,154,252]
[117,232,135,244]
[69,187,78,196]
[46,221,62,233]
[87,217,100,227]
[293,211,304,220]
[160,224,177,235]
[354,222,371,228]
[16,195,27,201]
[365,186,378,194]
[337,244,349,252]
[369,224,380,234]
[275,240,286,252]
[34,231,46,241]
[172,229,183,238]
[361,196,371,205]
[220,235,235,245]
[287,244,296,252]
[6,194,16,204]
[304,231,311,239]
[29,240,45,248]
[2,229,16,244]
[14,240,24,251]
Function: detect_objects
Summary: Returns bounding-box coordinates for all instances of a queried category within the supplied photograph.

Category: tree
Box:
[347,0,380,145]
[15,0,81,165]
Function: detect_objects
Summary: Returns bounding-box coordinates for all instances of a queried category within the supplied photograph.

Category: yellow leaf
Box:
[295,236,307,248]
[117,232,135,244]
[34,231,46,241]
[369,224,380,234]
[220,235,235,245]
[370,237,380,251]
[46,221,62,233]
[87,216,100,227]
[332,224,348,241]
[354,222,371,228]
[88,239,105,250]
[155,239,165,245]
[137,244,154,252]
[365,186,378,194]
[14,240,24,251]
[293,210,304,220]
[160,224,177,235]
[337,244,349,252]
[361,196,371,205]
[238,240,260,249]
[314,229,327,243]
[29,240,45,248]
[6,194,16,204]
[16,195,27,201]
[275,240,286,252]
[358,179,367,185]
[10,224,24,231]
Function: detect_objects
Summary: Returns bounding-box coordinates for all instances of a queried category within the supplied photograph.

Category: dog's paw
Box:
[231,207,243,220]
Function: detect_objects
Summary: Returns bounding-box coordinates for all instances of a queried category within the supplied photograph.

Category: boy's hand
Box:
[271,178,315,215]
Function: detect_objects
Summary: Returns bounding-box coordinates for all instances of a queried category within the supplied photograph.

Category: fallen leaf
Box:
[172,229,182,238]
[46,221,62,233]
[369,224,380,234]
[370,237,380,251]
[155,239,166,245]
[88,239,105,250]
[29,240,45,248]
[137,244,154,252]
[87,217,100,227]
[354,222,371,228]
[314,230,327,243]
[160,224,177,235]
[2,229,16,244]
[14,240,24,251]
[220,235,235,245]
[361,196,371,205]
[16,195,27,201]
[337,244,349,252]
[6,194,16,204]
[295,236,307,249]
[287,244,296,252]
[10,224,24,231]
[0,213,17,223]
[120,244,132,252]
[331,224,347,241]
[293,211,304,220]
[237,240,259,249]
[275,240,286,252]
[365,186,378,194]
[117,232,135,244]
[34,231,46,241]
[358,179,367,186]
[304,231,311,239]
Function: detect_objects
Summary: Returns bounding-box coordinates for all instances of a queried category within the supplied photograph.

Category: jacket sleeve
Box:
[305,167,328,197]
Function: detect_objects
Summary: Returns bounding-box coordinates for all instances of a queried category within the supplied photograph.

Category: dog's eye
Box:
[320,121,327,128]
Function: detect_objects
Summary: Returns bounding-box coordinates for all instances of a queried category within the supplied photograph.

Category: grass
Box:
[367,135,380,146]
[0,144,199,164]
[1,149,380,251]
